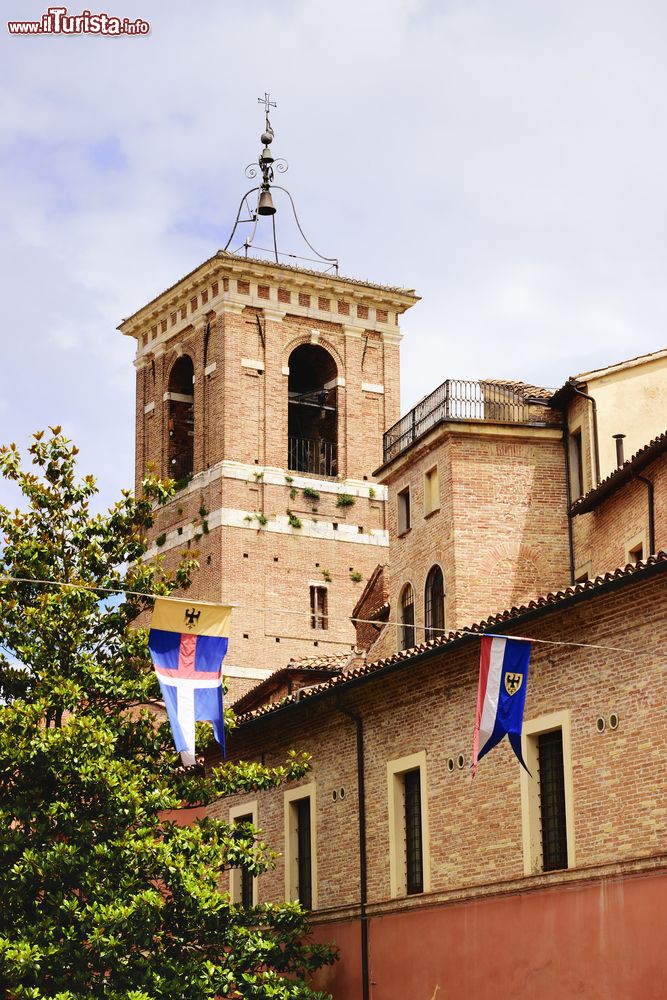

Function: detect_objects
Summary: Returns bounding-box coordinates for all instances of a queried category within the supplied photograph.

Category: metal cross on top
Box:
[258,92,276,132]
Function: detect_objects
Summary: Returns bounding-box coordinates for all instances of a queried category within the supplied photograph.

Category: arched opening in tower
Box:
[287,344,338,477]
[167,355,195,482]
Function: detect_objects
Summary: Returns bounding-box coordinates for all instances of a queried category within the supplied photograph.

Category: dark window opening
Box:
[167,356,194,481]
[310,586,328,630]
[424,565,445,641]
[538,730,568,871]
[404,769,423,894]
[628,543,643,565]
[397,487,411,534]
[399,584,415,651]
[570,430,584,499]
[295,797,312,909]
[234,813,254,908]
[288,344,338,477]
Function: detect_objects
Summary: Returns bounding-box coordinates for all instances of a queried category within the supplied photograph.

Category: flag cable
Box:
[0,574,634,653]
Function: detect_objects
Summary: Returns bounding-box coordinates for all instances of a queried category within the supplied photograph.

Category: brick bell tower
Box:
[118,98,419,697]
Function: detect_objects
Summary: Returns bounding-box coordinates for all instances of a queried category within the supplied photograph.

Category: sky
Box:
[2,0,667,507]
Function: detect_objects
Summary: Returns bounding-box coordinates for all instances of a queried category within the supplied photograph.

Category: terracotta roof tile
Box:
[230,651,360,714]
[482,378,556,402]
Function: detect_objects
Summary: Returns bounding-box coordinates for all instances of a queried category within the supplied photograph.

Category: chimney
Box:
[612,433,626,468]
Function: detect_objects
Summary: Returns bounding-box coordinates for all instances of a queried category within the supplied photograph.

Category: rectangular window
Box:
[569,429,585,499]
[627,542,643,565]
[538,731,568,872]
[404,769,424,894]
[229,801,258,906]
[424,466,439,515]
[295,798,312,908]
[399,585,416,651]
[309,586,328,630]
[520,712,575,875]
[387,752,430,897]
[397,486,411,535]
[284,783,317,910]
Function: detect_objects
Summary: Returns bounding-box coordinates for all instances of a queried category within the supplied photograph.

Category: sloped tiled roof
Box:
[570,431,667,515]
[482,378,556,402]
[235,552,667,726]
[231,651,357,715]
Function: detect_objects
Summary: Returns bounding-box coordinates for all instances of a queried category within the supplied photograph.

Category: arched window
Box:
[399,583,415,651]
[167,356,194,483]
[424,565,445,641]
[288,344,338,477]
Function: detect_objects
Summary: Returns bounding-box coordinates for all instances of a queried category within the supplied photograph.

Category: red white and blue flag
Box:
[148,598,231,766]
[473,635,531,775]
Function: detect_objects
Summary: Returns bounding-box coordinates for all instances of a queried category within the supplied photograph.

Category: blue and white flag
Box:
[148,598,231,766]
[473,635,531,775]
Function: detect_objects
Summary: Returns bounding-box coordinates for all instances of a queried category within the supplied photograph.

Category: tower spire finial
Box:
[223,95,338,274]
[258,91,277,137]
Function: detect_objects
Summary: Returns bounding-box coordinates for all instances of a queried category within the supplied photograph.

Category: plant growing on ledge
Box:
[155,532,167,547]
[302,486,320,503]
[368,486,377,499]
[287,510,303,529]
[244,513,268,527]
[350,571,363,583]
[322,569,332,583]
[284,475,298,500]
[202,519,210,534]
[199,504,208,518]
[336,493,355,509]
[253,470,264,482]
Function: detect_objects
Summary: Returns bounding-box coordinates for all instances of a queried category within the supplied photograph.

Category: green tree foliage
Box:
[0,430,335,1000]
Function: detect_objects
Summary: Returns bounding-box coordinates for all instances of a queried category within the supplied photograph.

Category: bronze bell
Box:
[257,188,276,216]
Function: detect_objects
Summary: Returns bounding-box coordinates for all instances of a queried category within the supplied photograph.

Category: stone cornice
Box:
[119,251,419,347]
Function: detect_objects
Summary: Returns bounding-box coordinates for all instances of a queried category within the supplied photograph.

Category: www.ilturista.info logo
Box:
[7,7,150,35]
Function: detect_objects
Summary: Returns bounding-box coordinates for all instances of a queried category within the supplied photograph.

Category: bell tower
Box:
[119,99,419,698]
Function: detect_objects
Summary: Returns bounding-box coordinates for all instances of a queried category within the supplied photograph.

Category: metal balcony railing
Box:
[383,379,556,463]
[288,437,338,478]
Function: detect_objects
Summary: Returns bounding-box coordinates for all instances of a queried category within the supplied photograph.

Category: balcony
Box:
[382,379,559,464]
[288,436,338,478]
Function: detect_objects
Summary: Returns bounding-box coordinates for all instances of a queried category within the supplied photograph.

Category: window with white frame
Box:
[284,782,317,910]
[520,711,575,875]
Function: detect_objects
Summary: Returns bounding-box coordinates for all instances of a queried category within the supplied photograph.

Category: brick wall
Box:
[212,569,667,915]
[125,259,417,697]
[375,423,571,658]
[572,450,667,578]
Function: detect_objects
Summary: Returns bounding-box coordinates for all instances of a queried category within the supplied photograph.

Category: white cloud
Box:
[1,0,667,505]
